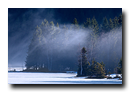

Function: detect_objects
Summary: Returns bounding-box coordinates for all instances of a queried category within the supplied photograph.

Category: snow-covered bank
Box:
[107,74,122,79]
[8,72,122,84]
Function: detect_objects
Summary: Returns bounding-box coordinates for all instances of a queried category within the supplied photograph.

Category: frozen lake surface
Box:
[8,72,122,84]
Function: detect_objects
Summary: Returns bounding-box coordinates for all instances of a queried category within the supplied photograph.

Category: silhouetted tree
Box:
[84,18,91,28]
[109,18,114,30]
[118,14,122,25]
[78,47,90,76]
[90,17,99,62]
[117,58,122,74]
[73,18,78,25]
[102,17,109,32]
[113,16,119,28]
[72,18,79,29]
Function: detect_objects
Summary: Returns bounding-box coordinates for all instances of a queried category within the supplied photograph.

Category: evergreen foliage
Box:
[89,60,106,78]
[73,18,78,25]
[84,18,91,28]
[25,14,122,74]
[117,58,122,74]
[78,47,90,76]
[77,47,106,78]
[113,16,119,28]
[72,18,79,29]
[118,14,122,25]
[56,23,59,28]
[109,18,114,30]
[102,17,109,32]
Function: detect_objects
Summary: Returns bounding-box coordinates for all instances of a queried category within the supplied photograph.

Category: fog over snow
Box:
[8,8,122,72]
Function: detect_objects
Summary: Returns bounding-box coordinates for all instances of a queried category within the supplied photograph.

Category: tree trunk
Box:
[80,55,82,75]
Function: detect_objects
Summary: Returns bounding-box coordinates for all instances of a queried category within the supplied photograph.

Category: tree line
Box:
[24,14,122,75]
[77,47,122,78]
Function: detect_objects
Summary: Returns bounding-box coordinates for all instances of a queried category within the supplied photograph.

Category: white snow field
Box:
[8,72,122,84]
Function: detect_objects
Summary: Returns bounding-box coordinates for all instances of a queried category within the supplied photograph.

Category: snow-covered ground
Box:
[8,72,122,84]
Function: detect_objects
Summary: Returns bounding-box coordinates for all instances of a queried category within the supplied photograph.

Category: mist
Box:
[25,24,90,71]
[8,8,122,73]
[24,21,122,72]
[8,8,54,67]
[94,27,122,71]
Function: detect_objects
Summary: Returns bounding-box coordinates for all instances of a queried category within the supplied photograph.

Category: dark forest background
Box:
[8,8,122,25]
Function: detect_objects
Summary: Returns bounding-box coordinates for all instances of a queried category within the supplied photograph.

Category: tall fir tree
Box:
[117,58,122,74]
[118,14,122,25]
[72,18,79,29]
[102,17,109,32]
[84,18,91,28]
[73,18,78,25]
[91,17,99,32]
[25,25,44,71]
[113,16,119,28]
[78,47,90,76]
[89,17,99,62]
[96,62,106,78]
[109,18,114,30]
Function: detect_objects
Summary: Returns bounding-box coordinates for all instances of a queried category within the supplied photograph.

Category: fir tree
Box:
[90,60,106,78]
[73,18,78,25]
[91,17,99,32]
[84,18,91,28]
[50,21,55,34]
[90,17,99,62]
[102,17,109,32]
[109,18,114,30]
[100,61,105,67]
[78,47,90,76]
[44,19,49,27]
[73,18,79,29]
[96,62,106,78]
[25,19,51,71]
[119,58,122,72]
[117,58,122,74]
[118,14,122,25]
[113,16,119,28]
[25,31,44,71]
[90,59,97,76]
[56,22,59,28]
